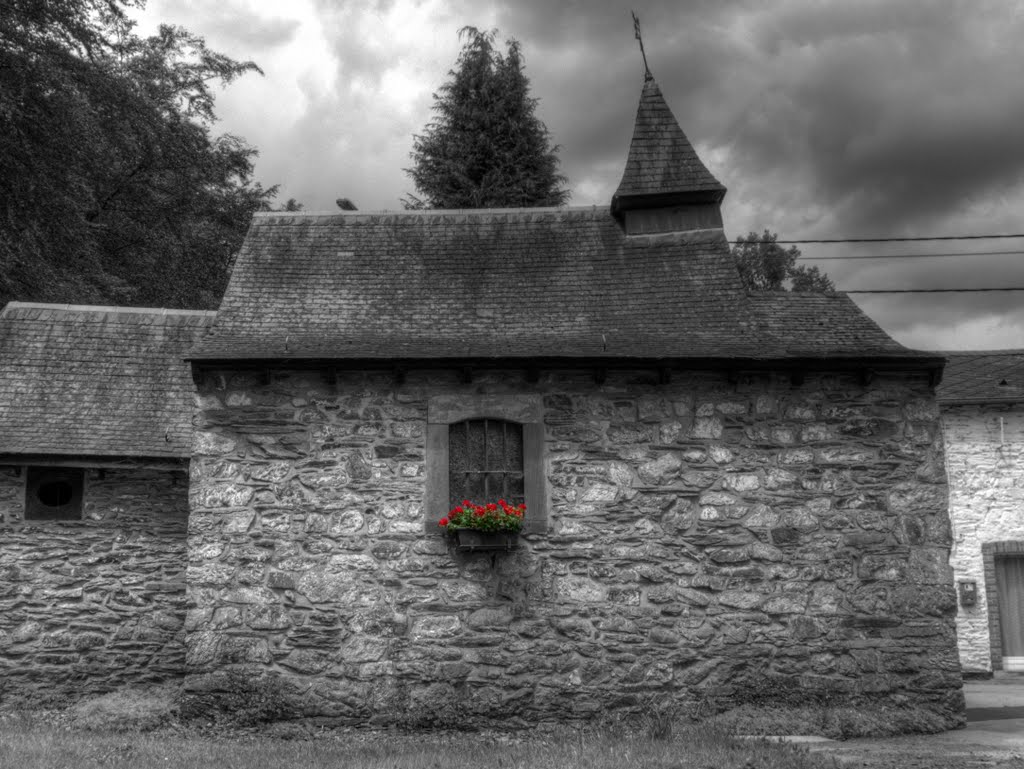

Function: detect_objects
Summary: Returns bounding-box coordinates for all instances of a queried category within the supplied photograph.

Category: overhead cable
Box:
[845,287,1024,294]
[803,249,1024,261]
[760,234,1024,244]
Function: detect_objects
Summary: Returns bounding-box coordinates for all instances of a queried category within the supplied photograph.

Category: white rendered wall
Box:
[942,404,1024,673]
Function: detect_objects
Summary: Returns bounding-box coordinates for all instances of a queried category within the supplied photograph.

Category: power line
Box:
[803,249,1024,261]
[846,287,1024,294]
[763,234,1024,244]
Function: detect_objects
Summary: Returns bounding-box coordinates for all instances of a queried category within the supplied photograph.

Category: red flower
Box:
[441,499,524,532]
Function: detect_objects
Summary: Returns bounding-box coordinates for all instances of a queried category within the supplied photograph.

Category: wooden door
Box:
[996,555,1024,671]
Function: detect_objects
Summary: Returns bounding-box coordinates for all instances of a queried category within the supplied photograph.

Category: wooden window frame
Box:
[425,395,546,535]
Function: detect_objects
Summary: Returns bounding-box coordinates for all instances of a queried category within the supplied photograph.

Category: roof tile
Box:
[190,207,929,363]
[937,351,1024,404]
[747,293,912,357]
[613,78,726,206]
[0,303,214,457]
[191,208,764,359]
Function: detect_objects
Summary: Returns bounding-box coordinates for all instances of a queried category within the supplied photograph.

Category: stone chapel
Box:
[0,76,963,725]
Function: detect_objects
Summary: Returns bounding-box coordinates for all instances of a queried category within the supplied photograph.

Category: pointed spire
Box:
[612,78,726,221]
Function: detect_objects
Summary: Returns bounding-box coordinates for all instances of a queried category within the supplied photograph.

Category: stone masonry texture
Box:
[0,466,188,704]
[186,367,963,724]
[941,404,1024,673]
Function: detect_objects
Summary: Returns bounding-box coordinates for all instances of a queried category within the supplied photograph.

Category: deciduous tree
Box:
[0,0,277,309]
[405,27,568,209]
[732,230,835,293]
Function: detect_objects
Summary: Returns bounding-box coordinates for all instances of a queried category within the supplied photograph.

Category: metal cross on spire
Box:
[632,11,652,81]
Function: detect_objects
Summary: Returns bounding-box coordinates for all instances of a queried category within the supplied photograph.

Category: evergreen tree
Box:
[0,0,277,310]
[405,27,568,209]
[732,231,835,293]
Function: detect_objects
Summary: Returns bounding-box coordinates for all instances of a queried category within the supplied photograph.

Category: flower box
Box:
[449,528,519,553]
[437,500,526,554]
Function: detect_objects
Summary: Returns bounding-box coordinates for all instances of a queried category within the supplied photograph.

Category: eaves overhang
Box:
[188,353,946,386]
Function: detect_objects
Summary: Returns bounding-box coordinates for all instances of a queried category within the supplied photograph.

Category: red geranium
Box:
[438,499,526,532]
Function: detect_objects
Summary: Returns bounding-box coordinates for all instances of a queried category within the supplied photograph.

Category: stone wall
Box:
[187,367,962,724]
[941,404,1024,673]
[0,466,189,703]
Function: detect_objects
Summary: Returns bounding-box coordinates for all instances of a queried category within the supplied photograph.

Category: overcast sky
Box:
[135,0,1024,352]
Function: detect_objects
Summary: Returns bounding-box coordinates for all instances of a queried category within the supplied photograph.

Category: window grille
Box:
[447,418,524,507]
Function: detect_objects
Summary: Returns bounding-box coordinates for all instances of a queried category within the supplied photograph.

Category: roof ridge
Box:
[2,302,216,318]
[251,205,607,222]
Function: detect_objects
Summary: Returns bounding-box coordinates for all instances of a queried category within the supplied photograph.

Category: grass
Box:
[63,685,180,733]
[706,703,954,740]
[0,708,841,769]
[1,681,963,769]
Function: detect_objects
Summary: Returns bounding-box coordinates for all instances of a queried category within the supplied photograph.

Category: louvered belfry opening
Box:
[448,419,524,507]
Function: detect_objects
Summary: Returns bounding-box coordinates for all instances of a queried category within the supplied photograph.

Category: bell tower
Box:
[611,76,727,235]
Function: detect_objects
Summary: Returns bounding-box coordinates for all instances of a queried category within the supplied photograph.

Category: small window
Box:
[448,419,524,507]
[25,467,84,521]
[425,395,547,534]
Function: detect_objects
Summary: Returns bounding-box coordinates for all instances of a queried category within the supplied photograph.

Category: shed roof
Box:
[0,303,214,458]
[937,351,1024,404]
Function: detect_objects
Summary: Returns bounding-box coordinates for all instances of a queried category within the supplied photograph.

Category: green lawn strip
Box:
[708,703,955,740]
[0,722,839,769]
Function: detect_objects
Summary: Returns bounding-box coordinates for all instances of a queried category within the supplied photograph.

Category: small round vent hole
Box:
[37,481,74,507]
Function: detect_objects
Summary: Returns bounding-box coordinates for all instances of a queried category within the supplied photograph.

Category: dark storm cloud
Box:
[148,0,1022,347]
[480,1,1024,348]
[730,3,1024,233]
[488,3,749,203]
[495,1,1024,235]
[854,289,1024,350]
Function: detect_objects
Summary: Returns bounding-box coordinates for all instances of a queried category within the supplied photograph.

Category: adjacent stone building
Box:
[939,352,1024,675]
[181,78,963,723]
[0,303,213,702]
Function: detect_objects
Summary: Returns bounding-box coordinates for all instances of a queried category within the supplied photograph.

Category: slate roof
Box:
[747,293,914,358]
[189,206,936,365]
[0,303,214,458]
[190,207,764,360]
[189,76,935,369]
[612,77,726,211]
[937,351,1024,404]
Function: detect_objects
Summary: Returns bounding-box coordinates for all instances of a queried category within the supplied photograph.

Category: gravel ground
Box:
[807,734,1024,768]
